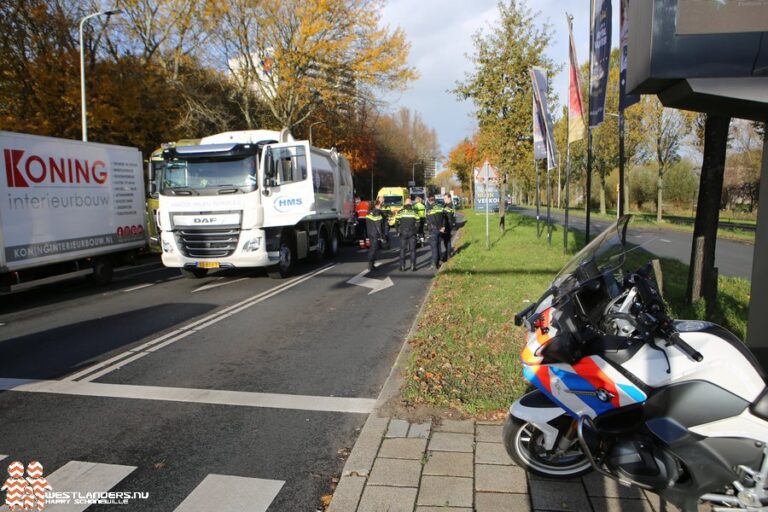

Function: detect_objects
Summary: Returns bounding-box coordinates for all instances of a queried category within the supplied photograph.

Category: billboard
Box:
[474,161,500,211]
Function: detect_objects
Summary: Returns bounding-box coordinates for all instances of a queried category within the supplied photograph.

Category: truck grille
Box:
[175,225,241,258]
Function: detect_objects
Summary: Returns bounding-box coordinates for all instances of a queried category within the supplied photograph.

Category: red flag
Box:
[568,15,586,144]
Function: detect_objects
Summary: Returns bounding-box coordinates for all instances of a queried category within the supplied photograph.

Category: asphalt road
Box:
[0,234,439,511]
[511,206,754,280]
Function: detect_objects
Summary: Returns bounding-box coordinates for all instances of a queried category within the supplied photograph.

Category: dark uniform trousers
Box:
[441,207,455,262]
[365,210,385,267]
[425,204,444,267]
[396,206,419,270]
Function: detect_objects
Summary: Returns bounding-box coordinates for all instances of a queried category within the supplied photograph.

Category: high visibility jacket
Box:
[413,201,426,219]
[396,205,419,235]
[365,208,385,239]
[356,200,370,219]
[425,202,444,233]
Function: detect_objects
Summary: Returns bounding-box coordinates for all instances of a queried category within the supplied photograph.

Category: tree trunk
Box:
[656,175,663,223]
[599,175,607,215]
[686,114,731,306]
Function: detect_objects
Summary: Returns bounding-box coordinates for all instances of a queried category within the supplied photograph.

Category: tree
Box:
[446,137,479,197]
[636,96,687,222]
[453,0,554,199]
[209,0,416,130]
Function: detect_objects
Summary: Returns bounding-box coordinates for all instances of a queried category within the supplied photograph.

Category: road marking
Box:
[45,461,136,512]
[0,455,6,462]
[0,379,376,414]
[66,265,336,382]
[193,277,249,293]
[659,239,672,243]
[347,270,394,295]
[174,474,284,512]
[122,283,155,292]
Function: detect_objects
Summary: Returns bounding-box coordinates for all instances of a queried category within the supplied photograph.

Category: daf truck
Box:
[0,131,146,291]
[156,130,355,278]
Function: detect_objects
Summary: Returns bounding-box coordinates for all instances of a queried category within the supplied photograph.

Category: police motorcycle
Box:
[505,216,768,511]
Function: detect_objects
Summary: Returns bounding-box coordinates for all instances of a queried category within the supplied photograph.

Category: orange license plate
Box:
[197,261,220,269]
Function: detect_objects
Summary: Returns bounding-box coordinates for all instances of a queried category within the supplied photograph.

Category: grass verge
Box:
[402,212,751,417]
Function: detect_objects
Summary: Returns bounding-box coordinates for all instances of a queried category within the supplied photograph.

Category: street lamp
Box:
[80,9,121,142]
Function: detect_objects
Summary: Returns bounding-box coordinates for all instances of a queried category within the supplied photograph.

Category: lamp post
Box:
[80,9,121,142]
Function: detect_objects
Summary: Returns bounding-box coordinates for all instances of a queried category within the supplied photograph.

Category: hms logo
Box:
[4,149,108,188]
[275,197,303,212]
[1,461,51,511]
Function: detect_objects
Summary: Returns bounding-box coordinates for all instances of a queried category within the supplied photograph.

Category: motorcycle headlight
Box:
[242,236,262,252]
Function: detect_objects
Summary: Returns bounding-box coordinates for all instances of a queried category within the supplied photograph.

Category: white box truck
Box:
[156,130,355,278]
[0,131,147,291]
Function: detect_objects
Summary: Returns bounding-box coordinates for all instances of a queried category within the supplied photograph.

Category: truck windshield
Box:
[383,195,403,207]
[160,156,257,194]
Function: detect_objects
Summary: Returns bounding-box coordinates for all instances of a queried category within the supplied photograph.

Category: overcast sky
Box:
[379,0,620,171]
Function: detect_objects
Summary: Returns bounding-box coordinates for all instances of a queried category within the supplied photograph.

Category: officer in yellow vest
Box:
[413,195,426,246]
[365,197,386,271]
[396,197,420,271]
[425,194,445,269]
[441,193,456,262]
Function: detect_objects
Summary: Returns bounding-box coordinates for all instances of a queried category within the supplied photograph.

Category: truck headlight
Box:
[162,239,174,253]
[242,236,262,252]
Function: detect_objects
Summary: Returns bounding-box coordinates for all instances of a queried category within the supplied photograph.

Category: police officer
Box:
[425,194,445,269]
[413,195,426,246]
[365,197,386,271]
[441,193,456,262]
[396,197,419,271]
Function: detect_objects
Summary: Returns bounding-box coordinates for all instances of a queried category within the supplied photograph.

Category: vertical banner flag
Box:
[619,0,640,110]
[532,95,546,160]
[567,15,587,144]
[589,0,612,127]
[530,67,558,170]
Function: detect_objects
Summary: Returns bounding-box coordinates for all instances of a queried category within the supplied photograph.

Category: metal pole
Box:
[535,159,541,238]
[556,151,561,208]
[565,144,571,253]
[618,111,626,217]
[586,0,595,243]
[485,169,490,250]
[546,164,551,245]
[79,10,120,142]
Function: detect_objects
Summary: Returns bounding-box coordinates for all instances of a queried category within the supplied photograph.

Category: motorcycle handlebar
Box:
[669,331,704,362]
[514,303,536,326]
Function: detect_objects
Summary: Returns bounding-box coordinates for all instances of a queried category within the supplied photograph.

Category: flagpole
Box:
[618,110,625,217]
[586,0,594,243]
[565,13,572,253]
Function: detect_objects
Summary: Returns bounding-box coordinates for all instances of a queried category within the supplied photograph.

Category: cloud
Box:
[380,0,620,166]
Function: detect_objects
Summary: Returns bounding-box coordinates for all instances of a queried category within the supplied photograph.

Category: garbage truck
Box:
[0,131,146,291]
[156,129,355,278]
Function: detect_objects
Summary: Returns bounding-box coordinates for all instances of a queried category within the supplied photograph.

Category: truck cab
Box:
[156,130,354,278]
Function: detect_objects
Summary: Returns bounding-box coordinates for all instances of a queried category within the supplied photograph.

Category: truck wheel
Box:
[327,227,340,258]
[91,258,114,285]
[268,239,294,278]
[180,268,208,279]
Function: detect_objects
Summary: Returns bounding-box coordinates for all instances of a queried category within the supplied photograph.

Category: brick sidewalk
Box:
[329,415,682,512]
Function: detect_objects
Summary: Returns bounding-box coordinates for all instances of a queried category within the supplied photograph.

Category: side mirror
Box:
[264,147,275,189]
[147,162,160,198]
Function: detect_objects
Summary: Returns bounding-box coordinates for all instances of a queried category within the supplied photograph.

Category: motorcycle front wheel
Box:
[503,415,593,478]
